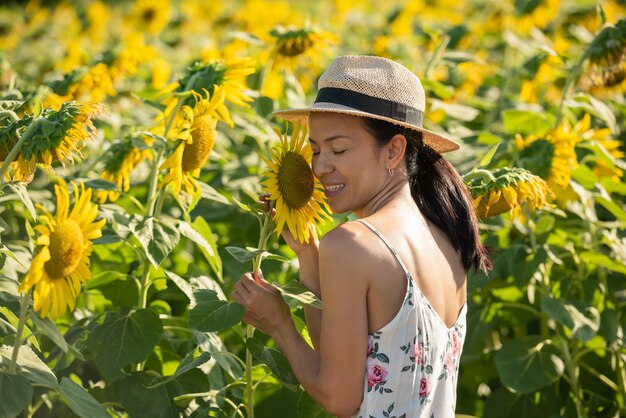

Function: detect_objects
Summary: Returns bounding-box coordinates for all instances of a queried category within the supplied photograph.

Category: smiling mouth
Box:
[324,184,345,192]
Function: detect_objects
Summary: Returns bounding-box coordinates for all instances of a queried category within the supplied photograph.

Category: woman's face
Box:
[309,113,388,214]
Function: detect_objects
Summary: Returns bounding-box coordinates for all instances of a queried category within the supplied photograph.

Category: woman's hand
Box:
[280,226,319,256]
[231,271,292,336]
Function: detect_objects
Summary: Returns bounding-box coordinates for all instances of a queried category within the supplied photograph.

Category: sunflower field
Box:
[0,0,625,417]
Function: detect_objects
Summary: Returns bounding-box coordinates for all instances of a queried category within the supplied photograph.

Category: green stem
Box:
[259,55,276,96]
[554,52,587,128]
[245,203,276,418]
[462,168,497,183]
[424,35,450,79]
[245,324,255,418]
[9,290,31,374]
[0,117,40,184]
[558,335,587,418]
[615,350,626,411]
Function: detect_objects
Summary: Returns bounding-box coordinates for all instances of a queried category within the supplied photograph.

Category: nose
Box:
[312,152,333,178]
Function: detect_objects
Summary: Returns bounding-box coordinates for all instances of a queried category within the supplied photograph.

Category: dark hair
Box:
[362,118,492,273]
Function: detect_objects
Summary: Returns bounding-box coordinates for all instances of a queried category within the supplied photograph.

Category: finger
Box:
[231,290,243,305]
[239,273,257,291]
[252,271,268,285]
[234,279,250,296]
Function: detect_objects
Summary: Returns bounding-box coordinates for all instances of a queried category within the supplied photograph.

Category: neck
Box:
[354,178,412,218]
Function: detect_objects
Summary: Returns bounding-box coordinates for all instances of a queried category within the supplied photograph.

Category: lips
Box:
[323,183,345,197]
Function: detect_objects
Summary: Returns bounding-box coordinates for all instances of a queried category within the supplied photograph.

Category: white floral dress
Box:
[353,220,466,418]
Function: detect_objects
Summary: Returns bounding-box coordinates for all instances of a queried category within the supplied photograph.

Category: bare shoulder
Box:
[319,221,375,280]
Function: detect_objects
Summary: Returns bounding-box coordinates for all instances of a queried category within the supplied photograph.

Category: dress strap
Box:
[356,219,411,276]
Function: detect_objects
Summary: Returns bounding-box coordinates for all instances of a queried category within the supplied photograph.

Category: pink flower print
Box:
[445,350,454,371]
[450,329,462,357]
[419,377,429,399]
[367,360,388,388]
[414,341,424,365]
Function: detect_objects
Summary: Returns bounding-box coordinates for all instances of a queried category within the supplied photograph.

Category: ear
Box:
[385,134,407,170]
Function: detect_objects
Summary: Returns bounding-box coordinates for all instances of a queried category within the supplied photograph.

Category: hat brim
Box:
[273,103,460,154]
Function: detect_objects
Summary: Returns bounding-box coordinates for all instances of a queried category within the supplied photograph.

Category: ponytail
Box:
[362,118,492,273]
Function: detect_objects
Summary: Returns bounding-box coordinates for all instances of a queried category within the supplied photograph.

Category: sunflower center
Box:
[277,151,314,209]
[44,219,84,279]
[278,33,314,57]
[142,8,157,22]
[182,115,216,172]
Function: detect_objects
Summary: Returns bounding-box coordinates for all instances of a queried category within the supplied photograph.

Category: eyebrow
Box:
[308,135,349,144]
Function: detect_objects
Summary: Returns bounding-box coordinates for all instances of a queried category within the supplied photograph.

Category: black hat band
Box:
[314,87,424,127]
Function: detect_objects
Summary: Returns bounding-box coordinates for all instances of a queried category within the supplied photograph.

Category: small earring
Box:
[388,168,394,176]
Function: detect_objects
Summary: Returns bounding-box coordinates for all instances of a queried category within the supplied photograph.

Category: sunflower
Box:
[260,123,331,244]
[579,18,626,96]
[95,137,152,203]
[269,24,338,69]
[159,88,227,197]
[44,64,116,109]
[515,118,581,192]
[1,102,105,182]
[158,57,255,132]
[19,180,106,319]
[128,0,171,35]
[468,167,553,219]
[263,24,337,98]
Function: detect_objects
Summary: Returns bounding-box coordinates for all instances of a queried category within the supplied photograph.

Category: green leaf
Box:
[0,317,15,337]
[421,79,453,99]
[59,377,109,418]
[80,178,118,191]
[118,371,184,418]
[30,313,68,353]
[0,277,20,302]
[494,336,564,394]
[6,183,36,221]
[87,309,163,376]
[147,350,211,388]
[297,390,335,418]
[541,296,600,343]
[189,290,244,332]
[277,280,323,309]
[0,307,40,351]
[226,246,289,264]
[491,286,524,302]
[191,216,222,281]
[199,182,231,205]
[0,371,32,418]
[476,131,503,146]
[246,338,299,387]
[596,196,626,222]
[129,216,181,267]
[84,271,128,290]
[471,143,500,172]
[502,109,554,135]
[430,99,479,121]
[0,246,26,270]
[564,94,617,133]
[165,271,195,303]
[580,251,626,274]
[0,345,58,388]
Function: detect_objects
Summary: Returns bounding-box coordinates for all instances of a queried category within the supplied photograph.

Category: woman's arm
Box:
[233,227,369,417]
[281,229,322,349]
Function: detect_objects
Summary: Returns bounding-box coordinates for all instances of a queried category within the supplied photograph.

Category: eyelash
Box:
[312,150,346,156]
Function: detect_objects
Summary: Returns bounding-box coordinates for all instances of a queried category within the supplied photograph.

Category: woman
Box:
[231,55,491,418]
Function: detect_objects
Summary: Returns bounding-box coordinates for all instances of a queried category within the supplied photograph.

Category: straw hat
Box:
[273,55,460,153]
